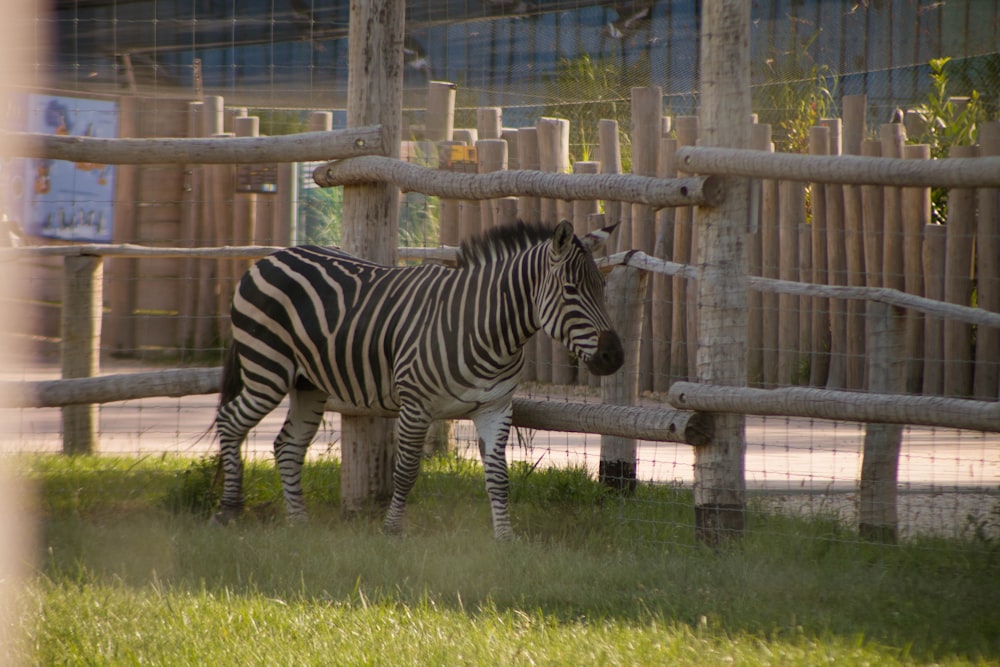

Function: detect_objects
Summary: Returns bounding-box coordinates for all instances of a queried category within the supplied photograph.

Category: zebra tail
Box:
[219,341,244,408]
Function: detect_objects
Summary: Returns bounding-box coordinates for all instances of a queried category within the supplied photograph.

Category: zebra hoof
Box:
[209,506,242,527]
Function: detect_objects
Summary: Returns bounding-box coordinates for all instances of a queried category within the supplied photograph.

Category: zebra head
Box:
[538,220,624,376]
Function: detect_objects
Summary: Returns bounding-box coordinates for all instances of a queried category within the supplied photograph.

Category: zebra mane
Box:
[456,221,557,269]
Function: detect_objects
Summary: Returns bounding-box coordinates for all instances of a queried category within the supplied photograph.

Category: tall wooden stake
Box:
[339,0,404,516]
[693,0,750,545]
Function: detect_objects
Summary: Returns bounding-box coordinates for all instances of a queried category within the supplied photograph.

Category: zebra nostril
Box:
[586,330,624,375]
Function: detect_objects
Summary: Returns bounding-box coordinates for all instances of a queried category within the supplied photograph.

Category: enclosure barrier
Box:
[676,145,1000,187]
[0,125,386,164]
[2,369,709,447]
[313,155,722,208]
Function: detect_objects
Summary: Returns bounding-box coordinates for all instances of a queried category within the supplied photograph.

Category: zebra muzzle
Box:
[586,329,624,376]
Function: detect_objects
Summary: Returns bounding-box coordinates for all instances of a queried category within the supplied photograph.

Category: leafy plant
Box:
[543,54,647,167]
[752,30,838,154]
[908,57,988,224]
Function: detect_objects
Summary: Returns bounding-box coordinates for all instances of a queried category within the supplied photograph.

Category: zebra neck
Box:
[461,250,543,358]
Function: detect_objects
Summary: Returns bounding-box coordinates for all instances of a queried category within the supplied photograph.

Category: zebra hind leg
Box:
[472,406,515,540]
[273,385,328,523]
[382,406,432,536]
[212,388,286,526]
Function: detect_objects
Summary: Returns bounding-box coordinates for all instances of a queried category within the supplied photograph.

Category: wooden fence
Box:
[6,76,1000,543]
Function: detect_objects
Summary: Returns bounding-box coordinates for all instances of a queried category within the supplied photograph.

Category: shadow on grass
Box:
[24,454,1000,663]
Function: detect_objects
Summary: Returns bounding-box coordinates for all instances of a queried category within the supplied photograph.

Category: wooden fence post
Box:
[842,95,867,390]
[653,135,677,392]
[778,179,802,386]
[631,86,661,394]
[942,144,977,397]
[808,125,831,387]
[692,0,750,545]
[671,116,698,384]
[339,0,404,517]
[62,255,103,454]
[425,81,456,143]
[859,301,905,542]
[901,143,930,393]
[822,118,848,390]
[974,121,1000,400]
[600,265,648,494]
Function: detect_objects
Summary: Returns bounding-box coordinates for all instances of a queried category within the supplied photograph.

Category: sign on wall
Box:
[3,94,119,242]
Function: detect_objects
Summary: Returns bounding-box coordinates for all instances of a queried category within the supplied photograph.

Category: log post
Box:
[859,301,906,542]
[974,121,1000,400]
[106,95,137,356]
[808,125,831,387]
[822,118,847,390]
[232,115,259,283]
[178,101,202,348]
[692,0,750,545]
[777,180,802,386]
[476,138,507,232]
[61,255,103,454]
[842,95,867,390]
[943,144,977,397]
[599,265,648,494]
[517,126,540,381]
[425,81,456,143]
[922,223,946,395]
[756,124,779,387]
[653,135,677,392]
[339,0,404,517]
[597,119,623,251]
[671,116,698,384]
[631,86,661,394]
[901,144,930,393]
[573,160,600,387]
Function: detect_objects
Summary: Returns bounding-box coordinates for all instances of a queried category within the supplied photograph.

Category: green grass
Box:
[12,455,1000,665]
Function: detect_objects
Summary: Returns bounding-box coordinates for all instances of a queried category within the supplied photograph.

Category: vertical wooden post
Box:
[808,125,831,387]
[599,266,648,494]
[339,0,404,516]
[61,255,103,455]
[860,139,884,389]
[517,126,540,382]
[775,181,812,387]
[922,223,946,395]
[454,129,480,239]
[476,138,507,232]
[425,81,456,143]
[232,115,259,282]
[671,116,698,384]
[880,123,906,292]
[476,107,502,140]
[106,95,137,356]
[901,144,930,393]
[536,117,568,384]
[822,118,847,390]
[653,135,677,392]
[178,101,203,348]
[842,95,867,390]
[693,0,750,545]
[597,120,623,251]
[941,144,977,396]
[859,301,905,542]
[756,125,779,388]
[631,86,661,394]
[974,121,1000,400]
[573,160,600,387]
[194,97,224,351]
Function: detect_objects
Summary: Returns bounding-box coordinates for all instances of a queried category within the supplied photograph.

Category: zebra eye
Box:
[563,284,579,296]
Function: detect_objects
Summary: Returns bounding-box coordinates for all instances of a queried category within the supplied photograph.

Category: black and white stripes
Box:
[213,219,623,539]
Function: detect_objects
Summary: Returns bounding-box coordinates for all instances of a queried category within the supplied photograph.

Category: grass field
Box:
[11,454,1000,665]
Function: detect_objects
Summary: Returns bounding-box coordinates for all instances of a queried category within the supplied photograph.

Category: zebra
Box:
[213,219,624,539]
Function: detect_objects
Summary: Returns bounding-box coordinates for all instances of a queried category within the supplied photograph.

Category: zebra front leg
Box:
[274,387,328,522]
[382,407,432,536]
[472,405,515,540]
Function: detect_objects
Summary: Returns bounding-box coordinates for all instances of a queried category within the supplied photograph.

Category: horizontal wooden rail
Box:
[677,145,1000,188]
[2,368,710,445]
[313,155,723,208]
[667,381,1000,433]
[0,125,385,164]
[8,244,998,329]
[603,250,1000,329]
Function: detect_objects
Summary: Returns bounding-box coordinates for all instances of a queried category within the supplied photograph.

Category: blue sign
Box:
[5,94,119,242]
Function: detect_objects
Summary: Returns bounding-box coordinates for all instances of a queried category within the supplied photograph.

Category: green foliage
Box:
[909,57,989,225]
[301,183,343,246]
[910,58,987,160]
[16,455,1000,664]
[752,30,838,154]
[543,54,647,167]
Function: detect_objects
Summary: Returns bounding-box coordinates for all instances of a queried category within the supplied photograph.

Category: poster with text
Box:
[11,94,119,242]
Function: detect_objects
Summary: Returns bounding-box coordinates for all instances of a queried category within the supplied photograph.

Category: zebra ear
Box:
[551,220,575,258]
[580,221,619,255]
